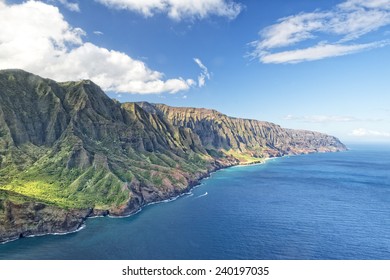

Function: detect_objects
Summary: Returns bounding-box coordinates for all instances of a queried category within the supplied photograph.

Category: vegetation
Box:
[0,69,346,216]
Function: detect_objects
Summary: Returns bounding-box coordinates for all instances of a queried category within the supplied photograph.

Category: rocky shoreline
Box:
[0,160,235,244]
[0,150,344,244]
[0,200,92,244]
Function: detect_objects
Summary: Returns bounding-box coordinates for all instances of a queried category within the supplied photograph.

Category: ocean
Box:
[1,144,389,260]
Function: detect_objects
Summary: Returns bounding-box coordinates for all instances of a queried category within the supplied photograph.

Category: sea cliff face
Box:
[0,69,347,243]
[148,103,344,157]
[0,190,91,243]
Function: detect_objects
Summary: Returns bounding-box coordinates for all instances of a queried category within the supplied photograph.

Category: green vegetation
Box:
[0,69,346,218]
[0,164,129,209]
[225,149,265,164]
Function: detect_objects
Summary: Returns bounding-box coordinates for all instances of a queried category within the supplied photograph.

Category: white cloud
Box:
[0,1,199,94]
[351,128,390,137]
[250,0,390,63]
[46,42,196,94]
[58,0,80,12]
[339,0,390,10]
[284,115,359,123]
[260,41,389,64]
[254,12,330,50]
[95,0,243,21]
[193,58,210,87]
[93,30,104,35]
[284,114,384,123]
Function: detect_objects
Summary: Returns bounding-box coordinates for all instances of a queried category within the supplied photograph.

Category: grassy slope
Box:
[0,135,214,210]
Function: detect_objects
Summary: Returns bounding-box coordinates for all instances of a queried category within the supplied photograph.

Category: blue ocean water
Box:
[0,144,389,260]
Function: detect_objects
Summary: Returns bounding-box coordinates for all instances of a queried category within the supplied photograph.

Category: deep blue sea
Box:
[1,144,389,260]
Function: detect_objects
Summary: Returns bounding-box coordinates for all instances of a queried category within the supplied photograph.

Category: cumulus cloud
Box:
[193,58,210,87]
[250,0,390,63]
[351,128,390,137]
[95,0,242,21]
[0,0,200,94]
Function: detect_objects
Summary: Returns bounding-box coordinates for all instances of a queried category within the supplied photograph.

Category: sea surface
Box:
[1,144,389,260]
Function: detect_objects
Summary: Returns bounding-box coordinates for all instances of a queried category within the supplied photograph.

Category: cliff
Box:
[0,69,347,243]
[147,103,344,159]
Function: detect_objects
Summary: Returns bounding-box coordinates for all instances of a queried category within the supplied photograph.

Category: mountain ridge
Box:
[0,69,347,243]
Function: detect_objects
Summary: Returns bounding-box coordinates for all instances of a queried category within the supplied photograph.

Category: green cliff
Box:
[0,69,347,242]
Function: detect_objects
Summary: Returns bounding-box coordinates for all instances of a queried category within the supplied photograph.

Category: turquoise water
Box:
[1,144,390,259]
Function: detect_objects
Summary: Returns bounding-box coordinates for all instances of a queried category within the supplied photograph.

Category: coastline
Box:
[0,205,93,245]
[0,158,239,244]
[0,149,347,245]
[0,162,225,244]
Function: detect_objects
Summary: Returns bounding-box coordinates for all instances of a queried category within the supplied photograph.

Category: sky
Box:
[0,0,390,143]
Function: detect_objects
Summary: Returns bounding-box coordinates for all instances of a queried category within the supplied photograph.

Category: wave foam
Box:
[195,192,208,199]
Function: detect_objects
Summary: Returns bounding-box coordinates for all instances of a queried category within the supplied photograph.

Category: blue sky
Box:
[1,0,390,143]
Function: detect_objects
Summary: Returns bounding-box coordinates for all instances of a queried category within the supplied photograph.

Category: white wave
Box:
[108,208,142,219]
[0,237,19,245]
[183,192,194,198]
[108,191,191,219]
[51,224,86,236]
[195,192,208,199]
[1,223,88,244]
